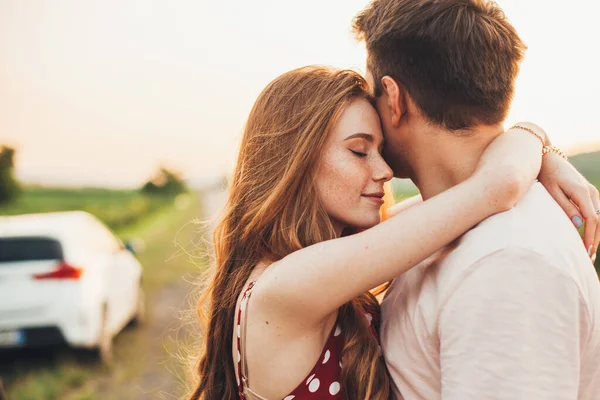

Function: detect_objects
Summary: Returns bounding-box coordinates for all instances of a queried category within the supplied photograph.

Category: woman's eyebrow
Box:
[343,133,374,142]
[344,132,385,150]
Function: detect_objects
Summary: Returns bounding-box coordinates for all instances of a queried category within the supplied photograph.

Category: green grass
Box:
[391,178,419,200]
[6,359,89,400]
[0,187,173,232]
[570,151,600,184]
[1,190,205,400]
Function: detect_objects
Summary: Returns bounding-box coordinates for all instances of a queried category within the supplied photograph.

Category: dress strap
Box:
[236,280,257,399]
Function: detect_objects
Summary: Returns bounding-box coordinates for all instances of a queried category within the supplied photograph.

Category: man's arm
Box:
[439,247,590,400]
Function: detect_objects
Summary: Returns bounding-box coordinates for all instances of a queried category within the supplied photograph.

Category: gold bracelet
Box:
[542,145,568,160]
[509,124,546,146]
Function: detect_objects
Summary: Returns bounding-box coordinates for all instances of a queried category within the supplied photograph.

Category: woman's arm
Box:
[387,123,600,257]
[386,194,422,217]
[257,127,543,326]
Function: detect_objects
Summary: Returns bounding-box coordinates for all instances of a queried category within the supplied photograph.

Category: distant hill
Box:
[570,151,600,185]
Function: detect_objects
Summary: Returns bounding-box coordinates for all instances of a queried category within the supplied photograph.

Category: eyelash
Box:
[350,150,368,158]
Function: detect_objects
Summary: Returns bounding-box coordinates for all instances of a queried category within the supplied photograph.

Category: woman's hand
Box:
[539,153,600,259]
[477,121,599,259]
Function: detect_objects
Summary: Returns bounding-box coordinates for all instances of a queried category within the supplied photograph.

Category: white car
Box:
[0,211,144,364]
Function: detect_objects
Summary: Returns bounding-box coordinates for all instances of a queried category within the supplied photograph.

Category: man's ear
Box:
[381,76,406,128]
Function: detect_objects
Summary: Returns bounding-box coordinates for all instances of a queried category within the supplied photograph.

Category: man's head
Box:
[353,0,526,177]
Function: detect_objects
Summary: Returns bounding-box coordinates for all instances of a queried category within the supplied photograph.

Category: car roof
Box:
[0,211,100,241]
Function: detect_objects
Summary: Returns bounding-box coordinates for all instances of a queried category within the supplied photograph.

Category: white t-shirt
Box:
[381,183,600,400]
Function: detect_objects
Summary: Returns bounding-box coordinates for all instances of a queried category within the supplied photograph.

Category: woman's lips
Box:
[361,192,385,204]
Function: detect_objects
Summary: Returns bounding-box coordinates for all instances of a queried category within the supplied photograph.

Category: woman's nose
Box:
[374,158,393,182]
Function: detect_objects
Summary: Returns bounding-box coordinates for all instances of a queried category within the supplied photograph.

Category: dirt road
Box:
[93,188,228,400]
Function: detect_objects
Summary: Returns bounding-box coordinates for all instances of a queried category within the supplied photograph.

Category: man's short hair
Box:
[353,0,526,130]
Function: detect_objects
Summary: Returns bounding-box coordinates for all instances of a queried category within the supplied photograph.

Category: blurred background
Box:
[0,0,598,399]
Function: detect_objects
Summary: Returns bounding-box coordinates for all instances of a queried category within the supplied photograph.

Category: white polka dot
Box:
[308,378,320,393]
[365,313,373,325]
[329,382,341,395]
[237,325,241,338]
[334,325,342,336]
[283,396,295,400]
[237,350,241,362]
[306,374,315,385]
[322,349,330,364]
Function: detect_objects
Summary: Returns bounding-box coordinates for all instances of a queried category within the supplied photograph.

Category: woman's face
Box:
[315,98,393,234]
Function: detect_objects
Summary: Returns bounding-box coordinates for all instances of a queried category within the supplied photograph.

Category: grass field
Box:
[0,187,173,232]
[570,151,600,184]
[0,190,207,400]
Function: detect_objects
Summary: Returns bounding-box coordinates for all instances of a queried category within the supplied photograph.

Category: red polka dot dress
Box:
[235,280,380,400]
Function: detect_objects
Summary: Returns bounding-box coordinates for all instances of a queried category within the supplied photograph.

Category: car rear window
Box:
[0,237,64,263]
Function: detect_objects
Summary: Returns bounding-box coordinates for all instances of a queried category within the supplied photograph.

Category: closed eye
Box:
[350,150,368,157]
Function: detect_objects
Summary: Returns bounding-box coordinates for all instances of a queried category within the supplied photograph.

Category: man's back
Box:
[381,182,600,399]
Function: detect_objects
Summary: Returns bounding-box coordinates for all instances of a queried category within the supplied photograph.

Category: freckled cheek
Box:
[319,153,369,205]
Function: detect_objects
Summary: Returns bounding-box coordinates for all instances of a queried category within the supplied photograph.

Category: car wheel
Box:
[96,304,113,366]
[132,283,145,325]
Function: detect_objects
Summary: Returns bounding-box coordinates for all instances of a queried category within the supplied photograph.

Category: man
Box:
[353,1,600,399]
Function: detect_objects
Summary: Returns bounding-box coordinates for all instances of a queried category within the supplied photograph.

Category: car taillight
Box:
[33,261,83,280]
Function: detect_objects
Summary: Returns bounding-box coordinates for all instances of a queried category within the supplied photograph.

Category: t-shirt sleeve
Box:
[438,247,590,400]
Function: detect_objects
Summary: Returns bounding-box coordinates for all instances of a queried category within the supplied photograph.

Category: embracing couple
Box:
[191,0,600,399]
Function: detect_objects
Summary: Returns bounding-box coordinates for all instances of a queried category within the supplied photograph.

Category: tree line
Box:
[0,145,188,206]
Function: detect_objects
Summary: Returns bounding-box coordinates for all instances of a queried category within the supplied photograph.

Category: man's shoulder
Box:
[469,183,569,239]
[436,183,595,295]
[451,184,581,261]
[383,183,598,319]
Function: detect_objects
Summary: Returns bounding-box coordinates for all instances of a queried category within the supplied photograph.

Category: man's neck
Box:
[409,124,504,200]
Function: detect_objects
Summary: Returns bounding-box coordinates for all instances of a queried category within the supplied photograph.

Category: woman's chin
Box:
[349,218,381,231]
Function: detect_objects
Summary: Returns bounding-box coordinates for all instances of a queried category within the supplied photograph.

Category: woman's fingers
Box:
[548,184,584,229]
[537,152,599,259]
[549,182,600,260]
[560,181,596,254]
[564,182,599,256]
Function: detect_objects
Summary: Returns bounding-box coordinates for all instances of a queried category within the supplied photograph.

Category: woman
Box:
[190,66,599,400]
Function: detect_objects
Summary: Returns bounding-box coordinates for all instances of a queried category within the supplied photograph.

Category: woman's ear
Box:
[381,76,406,128]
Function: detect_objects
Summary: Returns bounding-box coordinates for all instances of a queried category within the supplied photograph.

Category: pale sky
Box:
[1,0,599,188]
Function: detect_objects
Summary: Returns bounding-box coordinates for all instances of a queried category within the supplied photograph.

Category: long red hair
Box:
[189,66,391,399]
